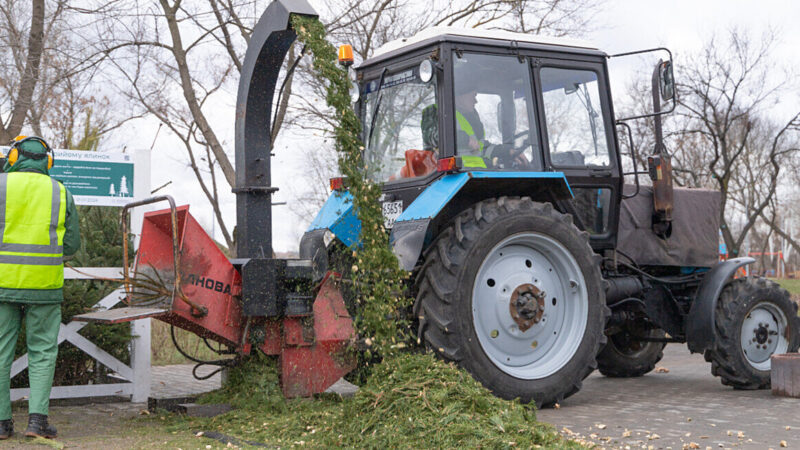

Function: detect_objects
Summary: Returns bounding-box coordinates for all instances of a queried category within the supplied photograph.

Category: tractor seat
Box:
[551,151,585,166]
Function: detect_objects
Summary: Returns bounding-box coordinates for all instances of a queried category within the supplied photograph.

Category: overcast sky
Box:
[118,0,800,253]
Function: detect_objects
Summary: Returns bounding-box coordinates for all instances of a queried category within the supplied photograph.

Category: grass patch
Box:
[772,278,800,297]
[149,352,577,449]
[151,320,230,366]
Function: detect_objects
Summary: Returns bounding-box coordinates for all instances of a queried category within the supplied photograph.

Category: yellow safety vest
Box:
[456,111,484,153]
[0,172,67,290]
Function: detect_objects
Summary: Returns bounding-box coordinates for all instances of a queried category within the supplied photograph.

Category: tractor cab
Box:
[307,27,627,270]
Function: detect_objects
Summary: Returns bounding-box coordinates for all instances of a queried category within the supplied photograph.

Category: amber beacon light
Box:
[338,44,354,67]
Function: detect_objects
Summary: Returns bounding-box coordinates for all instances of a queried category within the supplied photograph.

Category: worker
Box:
[419,90,486,155]
[0,136,80,440]
[454,87,485,154]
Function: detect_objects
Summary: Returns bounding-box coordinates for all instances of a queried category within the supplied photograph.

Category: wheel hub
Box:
[741,303,787,368]
[755,324,769,344]
[509,283,545,332]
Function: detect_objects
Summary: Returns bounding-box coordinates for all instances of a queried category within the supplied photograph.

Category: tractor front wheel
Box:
[414,197,608,407]
[704,278,800,389]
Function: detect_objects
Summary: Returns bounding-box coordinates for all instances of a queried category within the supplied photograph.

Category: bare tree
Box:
[616,30,800,263]
[0,0,46,142]
[94,0,274,251]
[671,29,800,257]
[0,0,134,149]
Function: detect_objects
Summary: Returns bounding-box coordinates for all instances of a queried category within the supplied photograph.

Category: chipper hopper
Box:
[75,196,356,398]
[75,196,355,397]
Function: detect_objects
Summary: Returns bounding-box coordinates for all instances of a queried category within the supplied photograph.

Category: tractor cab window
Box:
[452,53,541,170]
[362,65,438,183]
[540,67,610,167]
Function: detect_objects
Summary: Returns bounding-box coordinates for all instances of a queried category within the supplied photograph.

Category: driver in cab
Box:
[453,81,527,168]
[454,86,486,154]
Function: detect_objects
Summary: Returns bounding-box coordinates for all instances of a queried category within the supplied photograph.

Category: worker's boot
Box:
[24,414,56,439]
[0,419,12,439]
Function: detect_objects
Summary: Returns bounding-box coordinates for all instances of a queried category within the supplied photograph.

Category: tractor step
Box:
[73,307,169,324]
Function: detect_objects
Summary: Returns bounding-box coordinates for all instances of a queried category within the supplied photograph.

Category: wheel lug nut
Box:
[490,330,499,338]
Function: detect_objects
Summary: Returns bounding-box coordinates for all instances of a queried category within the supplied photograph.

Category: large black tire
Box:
[414,197,608,407]
[704,278,800,389]
[597,328,666,377]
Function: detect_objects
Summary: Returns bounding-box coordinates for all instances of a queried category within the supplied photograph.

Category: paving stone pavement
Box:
[6,365,221,449]
[537,345,800,449]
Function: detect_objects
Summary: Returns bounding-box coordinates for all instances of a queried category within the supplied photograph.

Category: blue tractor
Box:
[296,21,800,405]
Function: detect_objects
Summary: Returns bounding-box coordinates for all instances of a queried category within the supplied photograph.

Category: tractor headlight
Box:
[419,59,433,83]
[323,229,335,247]
[349,68,360,103]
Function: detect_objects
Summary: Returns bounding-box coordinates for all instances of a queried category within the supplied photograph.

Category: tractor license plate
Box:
[382,200,403,229]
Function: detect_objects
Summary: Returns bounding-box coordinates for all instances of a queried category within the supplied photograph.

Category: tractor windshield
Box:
[362,65,438,182]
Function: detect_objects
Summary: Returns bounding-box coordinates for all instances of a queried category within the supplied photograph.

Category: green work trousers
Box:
[0,302,61,420]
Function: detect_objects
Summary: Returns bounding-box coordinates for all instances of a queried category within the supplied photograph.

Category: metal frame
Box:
[122,196,180,303]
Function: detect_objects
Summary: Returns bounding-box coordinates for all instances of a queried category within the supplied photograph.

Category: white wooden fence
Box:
[10,268,151,403]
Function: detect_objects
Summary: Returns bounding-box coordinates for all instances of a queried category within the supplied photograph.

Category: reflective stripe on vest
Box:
[0,173,67,290]
[455,111,484,153]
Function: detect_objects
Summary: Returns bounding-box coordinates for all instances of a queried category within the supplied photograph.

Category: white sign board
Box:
[1,147,150,207]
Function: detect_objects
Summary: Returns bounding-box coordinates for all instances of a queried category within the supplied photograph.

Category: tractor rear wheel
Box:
[414,197,608,407]
[704,278,800,389]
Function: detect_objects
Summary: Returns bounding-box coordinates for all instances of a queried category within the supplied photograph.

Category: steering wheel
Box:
[489,142,529,168]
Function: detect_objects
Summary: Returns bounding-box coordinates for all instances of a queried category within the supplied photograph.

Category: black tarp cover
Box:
[616,185,720,268]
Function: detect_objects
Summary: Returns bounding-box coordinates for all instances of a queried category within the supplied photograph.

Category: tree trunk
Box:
[1,0,45,142]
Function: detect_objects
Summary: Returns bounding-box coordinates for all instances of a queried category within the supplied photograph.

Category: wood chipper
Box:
[78,0,800,406]
[74,0,357,398]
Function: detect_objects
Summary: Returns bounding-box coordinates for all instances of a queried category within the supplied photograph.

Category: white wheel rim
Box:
[740,301,789,371]
[472,232,589,380]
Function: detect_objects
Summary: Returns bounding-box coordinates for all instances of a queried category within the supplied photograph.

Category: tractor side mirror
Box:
[658,60,674,101]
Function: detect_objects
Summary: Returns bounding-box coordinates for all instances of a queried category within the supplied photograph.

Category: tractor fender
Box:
[305,191,361,248]
[391,171,573,270]
[301,191,359,280]
[685,256,755,353]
